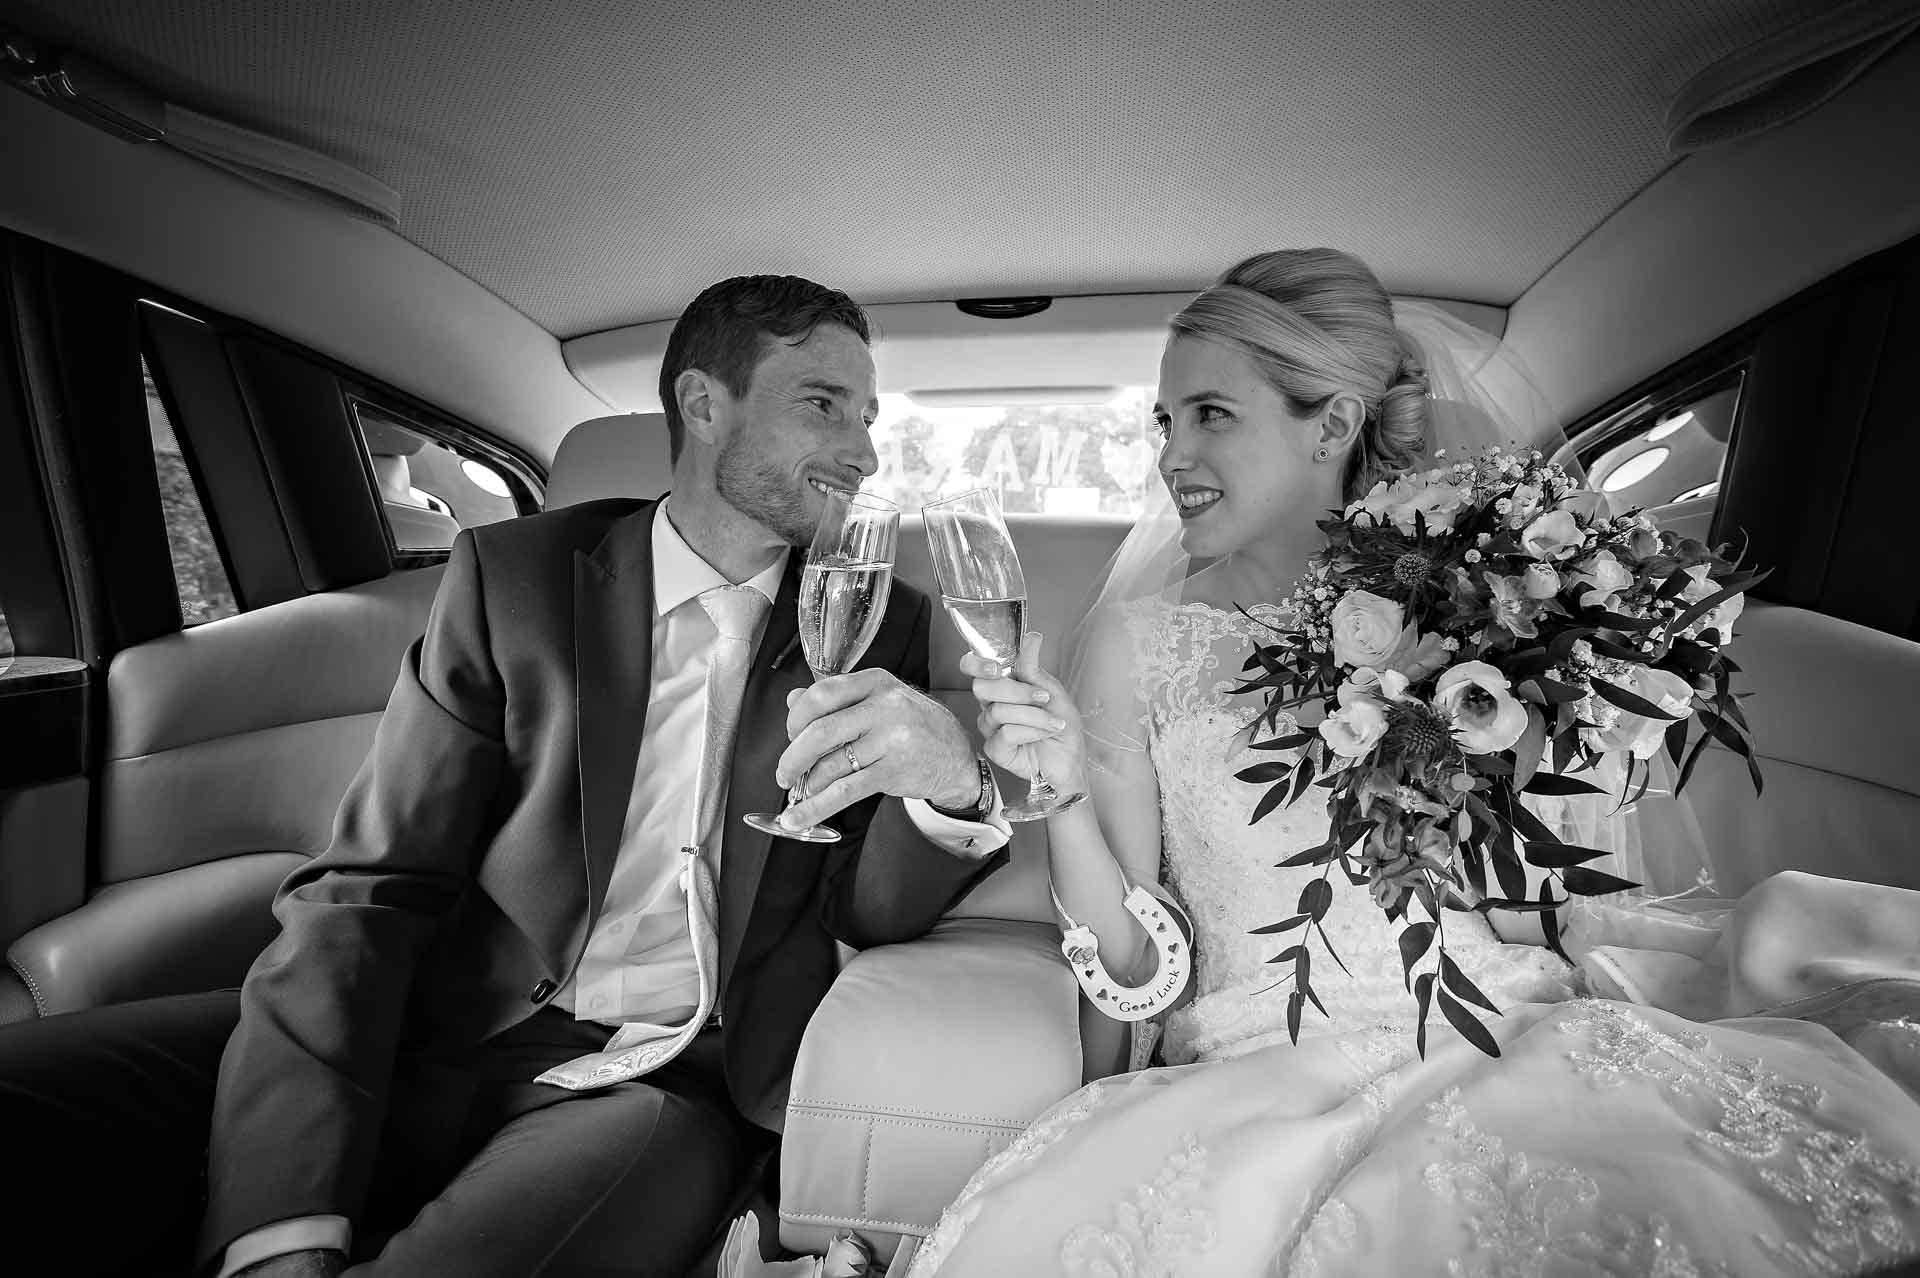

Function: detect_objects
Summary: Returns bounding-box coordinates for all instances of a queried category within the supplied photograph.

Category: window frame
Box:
[129,279,549,598]
[1559,357,1748,512]
[140,350,242,625]
[341,388,544,568]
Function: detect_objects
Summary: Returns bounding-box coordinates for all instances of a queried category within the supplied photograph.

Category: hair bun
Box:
[1360,332,1433,493]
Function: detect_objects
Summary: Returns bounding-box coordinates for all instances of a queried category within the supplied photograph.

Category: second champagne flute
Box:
[923,488,1085,821]
[742,489,898,843]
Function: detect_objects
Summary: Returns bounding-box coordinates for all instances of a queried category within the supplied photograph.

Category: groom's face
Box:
[712,322,880,545]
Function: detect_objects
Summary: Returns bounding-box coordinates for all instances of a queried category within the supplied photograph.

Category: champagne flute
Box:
[742,489,898,843]
[923,488,1085,821]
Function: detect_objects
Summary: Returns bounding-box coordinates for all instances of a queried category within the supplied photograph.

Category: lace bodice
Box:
[1119,598,1576,1064]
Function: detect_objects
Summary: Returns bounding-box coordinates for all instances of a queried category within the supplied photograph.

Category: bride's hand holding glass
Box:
[961,632,1089,804]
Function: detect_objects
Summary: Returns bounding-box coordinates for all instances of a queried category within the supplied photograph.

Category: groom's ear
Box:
[1320,392,1366,453]
[675,368,726,449]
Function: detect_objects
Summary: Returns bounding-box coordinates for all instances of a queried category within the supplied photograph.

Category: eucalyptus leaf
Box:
[1521,772,1607,797]
[1415,971,1436,1059]
[1440,951,1502,1015]
[1523,843,1613,869]
[1561,866,1639,896]
[1398,920,1437,991]
[1437,987,1502,1058]
[1276,836,1337,867]
[1235,761,1295,784]
[1591,678,1682,720]
[1513,707,1548,792]
[1539,878,1570,964]
[1249,914,1311,936]
[1300,877,1334,922]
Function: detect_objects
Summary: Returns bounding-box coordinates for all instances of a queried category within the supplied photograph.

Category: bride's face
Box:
[1153,335,1331,562]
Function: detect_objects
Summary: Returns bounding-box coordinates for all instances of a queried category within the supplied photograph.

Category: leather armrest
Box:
[6,853,300,1017]
[779,917,1084,1263]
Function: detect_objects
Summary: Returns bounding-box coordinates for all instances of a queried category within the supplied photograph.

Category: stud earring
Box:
[1313,446,1332,462]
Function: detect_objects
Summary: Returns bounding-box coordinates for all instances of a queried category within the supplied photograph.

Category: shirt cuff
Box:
[904,789,1010,859]
[217,1215,352,1278]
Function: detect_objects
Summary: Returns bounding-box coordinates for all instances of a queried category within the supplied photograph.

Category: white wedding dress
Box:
[909,598,1920,1278]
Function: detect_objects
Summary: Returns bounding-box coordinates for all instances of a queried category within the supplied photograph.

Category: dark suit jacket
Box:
[201,498,1002,1257]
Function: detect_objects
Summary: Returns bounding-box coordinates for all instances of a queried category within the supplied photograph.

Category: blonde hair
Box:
[1169,248,1429,501]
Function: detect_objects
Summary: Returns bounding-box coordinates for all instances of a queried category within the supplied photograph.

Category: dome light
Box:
[461,459,512,497]
[1600,447,1671,493]
[1646,409,1694,442]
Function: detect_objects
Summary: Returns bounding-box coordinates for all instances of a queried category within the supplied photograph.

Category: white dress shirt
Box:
[555,501,1005,1024]
[220,500,1007,1276]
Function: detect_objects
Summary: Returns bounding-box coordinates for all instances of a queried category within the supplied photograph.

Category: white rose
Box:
[1679,564,1745,637]
[1521,563,1561,600]
[1520,509,1584,561]
[1328,590,1406,669]
[1571,549,1635,609]
[1319,697,1390,758]
[1432,661,1529,754]
[1593,667,1696,759]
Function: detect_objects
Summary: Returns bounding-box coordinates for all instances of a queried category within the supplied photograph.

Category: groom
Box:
[0,275,1008,1277]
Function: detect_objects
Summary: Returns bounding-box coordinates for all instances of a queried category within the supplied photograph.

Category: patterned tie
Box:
[537,583,770,1090]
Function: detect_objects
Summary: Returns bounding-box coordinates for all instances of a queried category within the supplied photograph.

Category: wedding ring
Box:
[844,744,860,774]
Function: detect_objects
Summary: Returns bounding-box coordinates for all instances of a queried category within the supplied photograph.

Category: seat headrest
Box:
[547,413,672,508]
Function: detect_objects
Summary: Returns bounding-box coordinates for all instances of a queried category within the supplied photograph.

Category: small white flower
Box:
[1465,549,1482,564]
[1441,636,1461,652]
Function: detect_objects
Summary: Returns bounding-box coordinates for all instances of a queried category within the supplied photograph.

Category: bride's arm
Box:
[965,621,1166,984]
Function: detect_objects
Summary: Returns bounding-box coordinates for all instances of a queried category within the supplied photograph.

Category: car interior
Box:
[3,1,1920,1272]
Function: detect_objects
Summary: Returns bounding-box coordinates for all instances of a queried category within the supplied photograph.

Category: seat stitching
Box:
[785,1097,1039,1126]
[7,955,49,1017]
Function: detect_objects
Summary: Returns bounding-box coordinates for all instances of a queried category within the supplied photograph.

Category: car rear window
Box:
[864,388,1157,517]
[350,399,523,553]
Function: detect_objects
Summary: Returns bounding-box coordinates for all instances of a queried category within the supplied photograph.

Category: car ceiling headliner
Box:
[8,0,1838,338]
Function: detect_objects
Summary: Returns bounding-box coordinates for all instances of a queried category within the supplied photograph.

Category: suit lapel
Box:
[573,503,660,930]
[719,554,811,994]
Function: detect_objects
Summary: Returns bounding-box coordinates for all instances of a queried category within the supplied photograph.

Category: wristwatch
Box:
[931,753,996,822]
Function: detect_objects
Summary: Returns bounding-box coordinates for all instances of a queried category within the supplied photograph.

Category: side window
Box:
[0,595,11,670]
[144,358,238,626]
[349,399,523,553]
[1567,363,1744,540]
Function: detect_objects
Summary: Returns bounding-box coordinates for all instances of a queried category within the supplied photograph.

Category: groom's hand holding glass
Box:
[962,632,1088,803]
[776,674,990,832]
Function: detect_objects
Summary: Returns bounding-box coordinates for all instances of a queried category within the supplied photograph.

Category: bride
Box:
[908,249,1920,1277]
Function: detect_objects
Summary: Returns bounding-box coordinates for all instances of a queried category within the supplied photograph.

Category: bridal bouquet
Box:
[1237,444,1764,1057]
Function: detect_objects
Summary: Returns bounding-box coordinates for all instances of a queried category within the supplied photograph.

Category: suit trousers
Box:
[0,989,770,1278]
